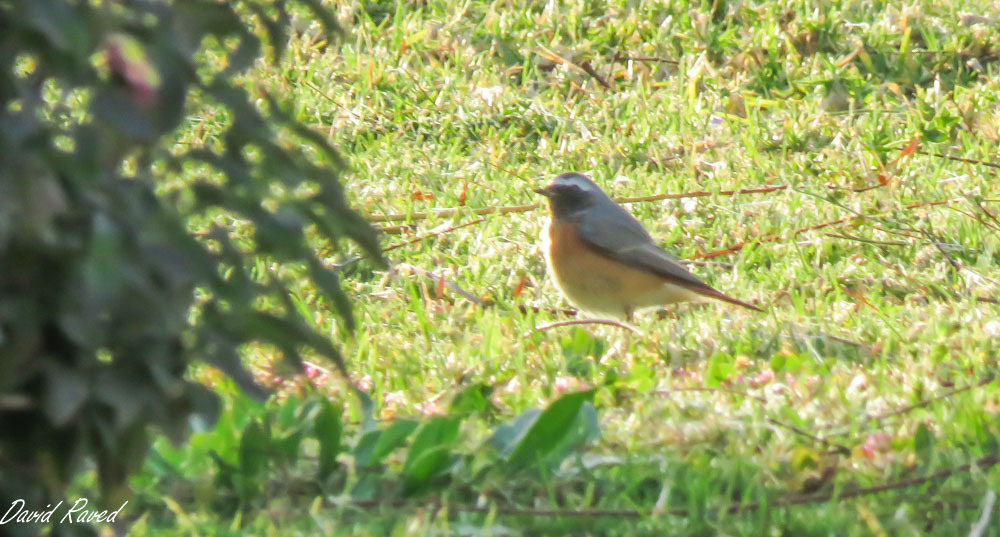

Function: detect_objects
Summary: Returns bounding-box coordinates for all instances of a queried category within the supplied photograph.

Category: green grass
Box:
[127,0,1000,535]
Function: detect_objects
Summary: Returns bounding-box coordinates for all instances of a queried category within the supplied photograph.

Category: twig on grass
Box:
[365,184,791,224]
[695,199,958,260]
[518,304,579,316]
[818,376,997,437]
[337,219,486,269]
[766,418,851,455]
[919,151,1000,170]
[825,232,909,247]
[611,51,680,65]
[535,318,640,334]
[393,263,486,307]
[578,60,614,90]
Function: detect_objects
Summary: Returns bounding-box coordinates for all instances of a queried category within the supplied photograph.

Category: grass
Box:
[123,0,1000,535]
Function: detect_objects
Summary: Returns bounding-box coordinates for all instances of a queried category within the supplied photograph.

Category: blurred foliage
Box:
[132,387,601,529]
[0,0,382,533]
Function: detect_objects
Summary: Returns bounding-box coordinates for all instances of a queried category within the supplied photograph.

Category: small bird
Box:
[535,173,763,320]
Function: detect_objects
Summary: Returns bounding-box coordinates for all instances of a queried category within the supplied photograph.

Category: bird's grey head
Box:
[534,173,610,218]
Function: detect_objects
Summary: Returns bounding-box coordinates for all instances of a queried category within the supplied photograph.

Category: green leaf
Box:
[492,389,597,468]
[239,420,270,479]
[706,353,735,387]
[490,408,541,458]
[353,430,381,468]
[315,400,343,479]
[367,419,418,466]
[308,257,355,333]
[449,382,496,415]
[914,423,935,464]
[404,416,461,473]
[403,445,453,495]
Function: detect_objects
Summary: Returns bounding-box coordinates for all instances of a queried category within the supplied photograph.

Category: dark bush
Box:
[0,1,381,531]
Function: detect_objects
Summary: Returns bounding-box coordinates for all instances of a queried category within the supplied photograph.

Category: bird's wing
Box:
[576,206,712,291]
[576,207,764,311]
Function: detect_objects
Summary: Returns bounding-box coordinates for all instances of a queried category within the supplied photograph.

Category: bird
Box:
[535,172,763,320]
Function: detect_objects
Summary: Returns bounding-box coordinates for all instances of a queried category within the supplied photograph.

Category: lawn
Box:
[122,0,1000,535]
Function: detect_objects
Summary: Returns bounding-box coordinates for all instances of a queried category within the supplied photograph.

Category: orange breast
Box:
[542,218,701,317]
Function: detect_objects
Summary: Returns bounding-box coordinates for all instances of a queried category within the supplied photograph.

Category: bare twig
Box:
[970,198,1000,229]
[695,199,957,260]
[611,52,680,65]
[919,151,1000,170]
[375,223,418,235]
[384,219,485,254]
[819,376,996,436]
[535,318,639,334]
[518,304,579,316]
[367,202,541,223]
[825,232,908,247]
[365,184,790,223]
[766,418,851,455]
[949,207,1000,234]
[393,263,485,306]
[920,227,963,273]
[578,59,614,90]
[336,219,486,269]
[616,184,789,205]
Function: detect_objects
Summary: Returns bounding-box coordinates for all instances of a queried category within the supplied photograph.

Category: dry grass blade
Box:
[920,151,1000,170]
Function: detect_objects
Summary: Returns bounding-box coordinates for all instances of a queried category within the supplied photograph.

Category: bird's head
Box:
[534,173,606,218]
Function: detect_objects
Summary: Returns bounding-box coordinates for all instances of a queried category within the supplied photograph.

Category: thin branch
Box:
[535,318,639,334]
[694,199,957,260]
[375,223,418,235]
[366,202,541,223]
[766,418,851,455]
[819,376,996,436]
[364,184,790,223]
[383,219,485,254]
[518,304,579,316]
[950,205,1000,234]
[578,59,614,90]
[336,219,486,269]
[393,263,485,306]
[611,52,680,65]
[919,151,1000,170]
[920,227,963,274]
[616,184,789,205]
[825,232,909,247]
[971,198,1000,229]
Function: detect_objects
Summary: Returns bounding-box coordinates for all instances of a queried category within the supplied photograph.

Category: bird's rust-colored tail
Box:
[695,286,765,312]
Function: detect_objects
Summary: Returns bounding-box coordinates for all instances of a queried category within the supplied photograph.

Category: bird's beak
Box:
[534,186,553,197]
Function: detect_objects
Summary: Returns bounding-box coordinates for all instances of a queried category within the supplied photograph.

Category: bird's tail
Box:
[695,286,765,312]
